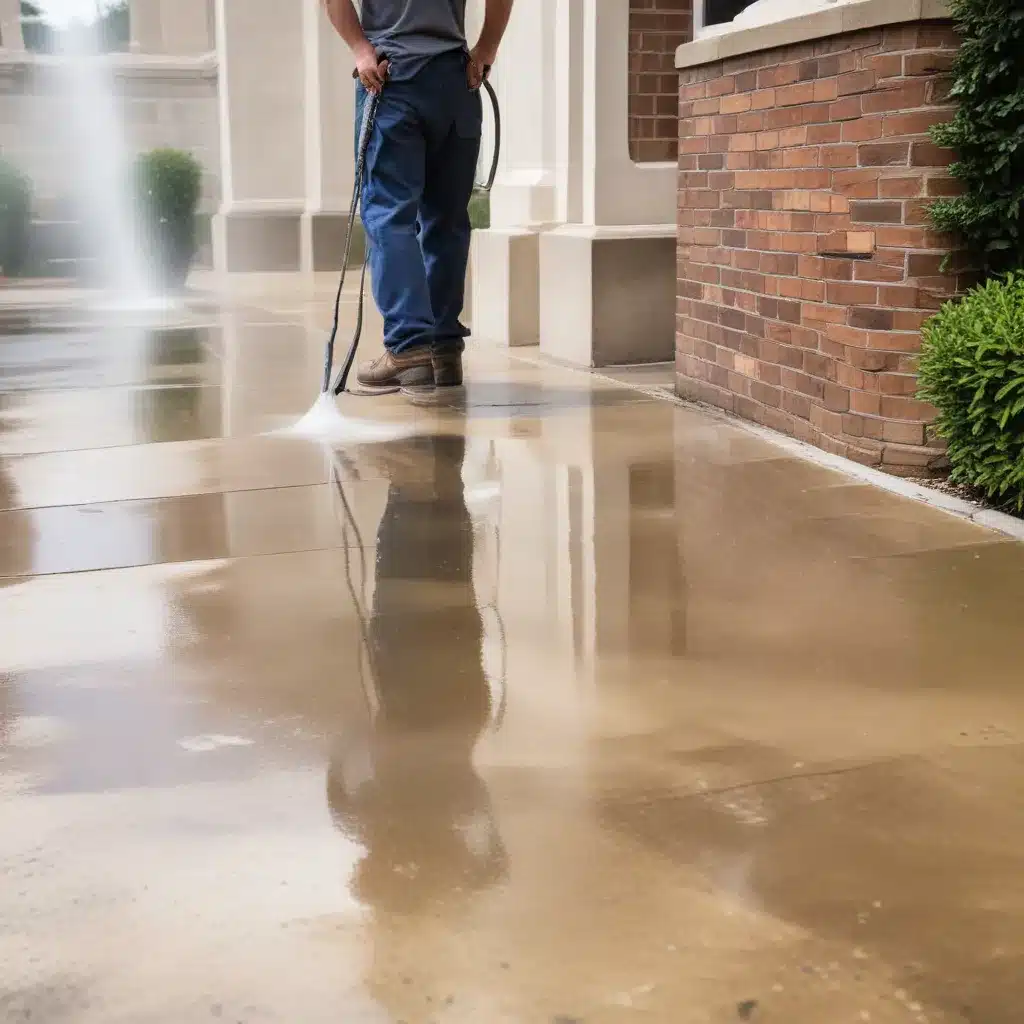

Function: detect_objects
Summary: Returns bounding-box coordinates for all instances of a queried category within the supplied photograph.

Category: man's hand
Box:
[468,0,514,89]
[355,42,389,94]
[467,44,496,91]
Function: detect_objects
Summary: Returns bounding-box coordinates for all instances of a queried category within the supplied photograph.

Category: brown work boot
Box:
[400,351,465,406]
[432,351,463,387]
[356,347,434,392]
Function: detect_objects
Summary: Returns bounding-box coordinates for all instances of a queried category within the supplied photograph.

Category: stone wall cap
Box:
[675,0,951,70]
[547,223,678,240]
[0,50,217,78]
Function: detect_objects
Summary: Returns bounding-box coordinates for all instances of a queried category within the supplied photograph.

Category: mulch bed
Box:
[917,473,1024,521]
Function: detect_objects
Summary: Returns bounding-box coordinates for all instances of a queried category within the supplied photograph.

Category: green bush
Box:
[928,0,1024,276]
[0,159,32,278]
[917,273,1024,510]
[468,188,490,230]
[135,148,203,288]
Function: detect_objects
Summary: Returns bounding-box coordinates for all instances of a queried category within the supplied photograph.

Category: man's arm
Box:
[469,0,515,88]
[323,0,388,92]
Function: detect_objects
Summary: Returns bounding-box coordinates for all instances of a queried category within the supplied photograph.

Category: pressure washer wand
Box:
[321,87,381,396]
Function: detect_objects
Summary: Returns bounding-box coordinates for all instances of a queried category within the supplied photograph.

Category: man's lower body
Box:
[355,50,482,395]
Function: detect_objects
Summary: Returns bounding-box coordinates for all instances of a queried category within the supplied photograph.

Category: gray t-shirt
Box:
[360,0,468,80]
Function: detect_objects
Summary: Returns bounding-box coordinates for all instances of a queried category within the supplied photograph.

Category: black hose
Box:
[321,76,502,399]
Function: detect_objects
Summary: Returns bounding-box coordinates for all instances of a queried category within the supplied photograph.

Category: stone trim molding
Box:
[0,50,217,79]
[676,0,951,69]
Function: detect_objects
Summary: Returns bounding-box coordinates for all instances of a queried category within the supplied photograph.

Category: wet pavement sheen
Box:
[2,291,1023,1023]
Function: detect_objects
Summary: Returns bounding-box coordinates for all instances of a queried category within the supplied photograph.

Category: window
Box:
[697,0,758,34]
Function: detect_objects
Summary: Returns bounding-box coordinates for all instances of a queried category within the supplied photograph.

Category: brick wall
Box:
[675,22,961,475]
[629,0,693,163]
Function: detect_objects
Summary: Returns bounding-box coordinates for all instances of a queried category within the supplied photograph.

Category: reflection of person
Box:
[327,434,507,916]
[323,0,514,395]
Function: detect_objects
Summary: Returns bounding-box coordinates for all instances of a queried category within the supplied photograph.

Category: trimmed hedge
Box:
[917,273,1024,510]
[135,148,203,288]
[0,159,32,278]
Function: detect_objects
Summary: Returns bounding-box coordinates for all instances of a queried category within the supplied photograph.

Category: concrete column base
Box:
[488,178,557,229]
[299,211,363,273]
[470,227,543,347]
[212,208,303,273]
[539,225,676,367]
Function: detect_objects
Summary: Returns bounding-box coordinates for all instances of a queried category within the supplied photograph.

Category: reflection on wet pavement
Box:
[1,293,1023,1023]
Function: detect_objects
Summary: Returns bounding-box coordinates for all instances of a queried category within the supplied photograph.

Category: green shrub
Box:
[20,0,56,53]
[928,0,1024,276]
[468,188,490,230]
[917,273,1024,509]
[135,148,203,288]
[0,159,32,278]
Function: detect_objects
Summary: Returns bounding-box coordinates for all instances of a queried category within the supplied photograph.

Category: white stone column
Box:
[161,0,213,54]
[0,0,24,51]
[554,0,585,225]
[469,0,558,348]
[132,0,210,54]
[211,0,306,272]
[300,0,357,272]
[538,0,678,367]
[130,0,163,52]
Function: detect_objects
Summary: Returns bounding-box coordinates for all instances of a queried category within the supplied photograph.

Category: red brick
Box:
[882,110,949,138]
[822,144,859,168]
[827,281,879,305]
[692,97,722,115]
[881,395,934,421]
[818,230,876,255]
[814,78,840,102]
[858,142,910,166]
[855,262,906,284]
[893,309,930,331]
[910,141,953,167]
[837,71,876,96]
[904,50,955,77]
[904,199,934,225]
[850,306,895,330]
[876,373,919,396]
[874,225,932,248]
[925,176,961,197]
[861,81,930,114]
[783,389,813,420]
[850,200,903,224]
[708,76,738,97]
[777,81,817,106]
[863,54,903,79]
[843,116,884,142]
[829,96,863,121]
[720,92,752,113]
[879,176,923,199]
[811,405,846,435]
[882,420,927,446]
[833,169,881,199]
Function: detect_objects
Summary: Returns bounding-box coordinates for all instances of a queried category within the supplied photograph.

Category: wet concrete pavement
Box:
[2,285,1024,1023]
